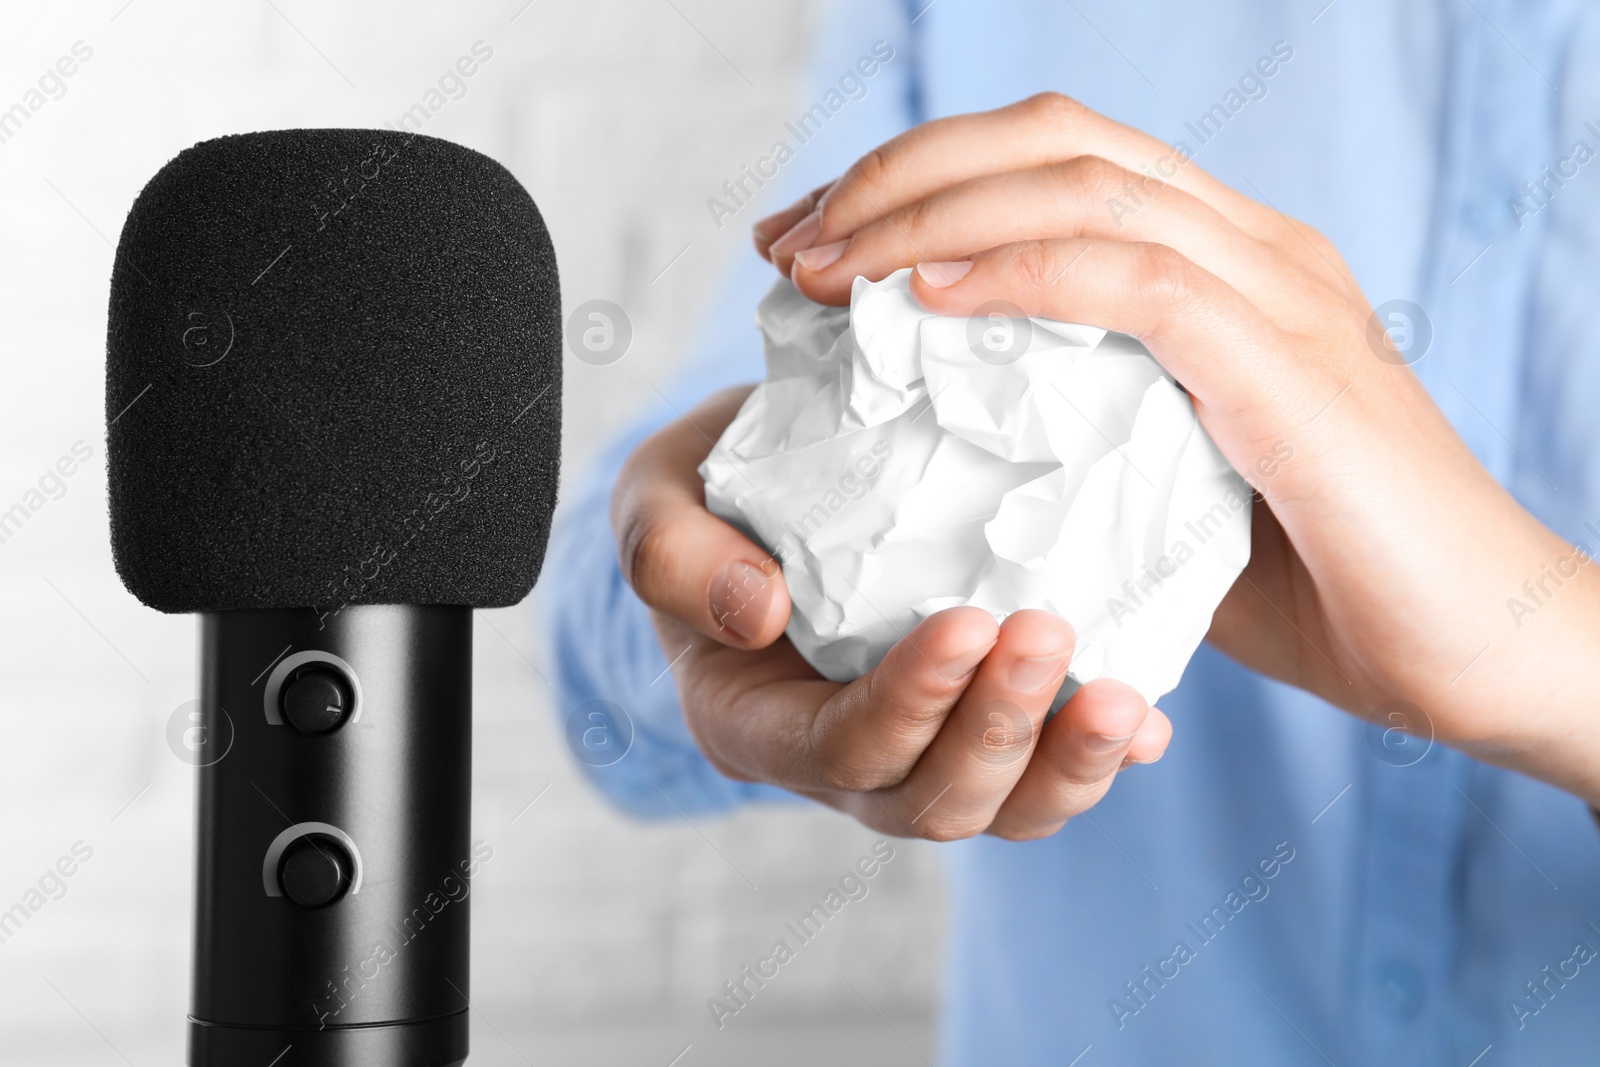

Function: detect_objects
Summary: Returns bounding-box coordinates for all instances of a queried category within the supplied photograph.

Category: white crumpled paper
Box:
[699,268,1251,704]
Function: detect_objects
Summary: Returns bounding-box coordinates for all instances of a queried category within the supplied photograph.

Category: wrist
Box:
[1440,543,1600,805]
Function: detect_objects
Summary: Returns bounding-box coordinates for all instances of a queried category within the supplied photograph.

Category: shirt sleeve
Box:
[537,0,924,818]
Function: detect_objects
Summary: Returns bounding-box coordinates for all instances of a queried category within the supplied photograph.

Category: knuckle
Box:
[974,704,1035,766]
[808,693,927,794]
[1262,214,1298,248]
[898,193,938,243]
[617,512,672,599]
[1048,765,1116,811]
[914,814,987,843]
[989,821,1064,843]
[703,749,757,784]
[1291,218,1330,250]
[1061,154,1125,196]
[847,147,893,198]
[1023,90,1085,124]
[1134,242,1199,308]
[1055,156,1136,224]
[678,704,755,783]
[1010,240,1057,292]
[1059,764,1115,791]
[861,660,953,732]
[1310,230,1353,277]
[815,758,892,794]
[1269,214,1341,264]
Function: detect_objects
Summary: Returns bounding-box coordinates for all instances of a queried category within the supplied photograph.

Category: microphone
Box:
[106,128,561,1066]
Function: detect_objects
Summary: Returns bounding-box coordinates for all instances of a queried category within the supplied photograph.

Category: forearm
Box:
[1267,399,1600,806]
[1458,515,1600,806]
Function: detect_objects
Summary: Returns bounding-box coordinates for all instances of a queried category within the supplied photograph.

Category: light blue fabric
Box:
[540,1,1600,1062]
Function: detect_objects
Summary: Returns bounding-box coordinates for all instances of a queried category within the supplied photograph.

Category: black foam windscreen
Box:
[106,129,561,615]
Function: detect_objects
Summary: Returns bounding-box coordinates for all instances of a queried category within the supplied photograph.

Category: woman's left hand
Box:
[751,93,1600,805]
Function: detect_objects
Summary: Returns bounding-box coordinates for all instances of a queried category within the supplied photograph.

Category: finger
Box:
[841,609,1075,841]
[681,607,999,791]
[907,239,1318,444]
[987,679,1163,840]
[789,156,1300,311]
[1123,705,1173,767]
[767,93,1275,279]
[612,386,791,649]
[753,182,834,262]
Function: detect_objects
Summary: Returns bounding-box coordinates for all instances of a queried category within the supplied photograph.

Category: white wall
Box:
[0,2,945,1063]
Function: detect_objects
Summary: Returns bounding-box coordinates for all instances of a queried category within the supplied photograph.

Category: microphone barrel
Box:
[188,605,473,1067]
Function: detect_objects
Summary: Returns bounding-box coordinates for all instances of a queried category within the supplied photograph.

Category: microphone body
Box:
[190,606,472,1065]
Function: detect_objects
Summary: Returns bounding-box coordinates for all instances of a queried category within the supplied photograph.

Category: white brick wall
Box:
[0,2,944,1062]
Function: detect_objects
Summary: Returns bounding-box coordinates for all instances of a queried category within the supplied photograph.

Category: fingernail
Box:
[916,260,973,288]
[770,209,822,258]
[940,644,991,684]
[794,238,849,272]
[709,559,774,644]
[1087,732,1137,753]
[1010,654,1068,692]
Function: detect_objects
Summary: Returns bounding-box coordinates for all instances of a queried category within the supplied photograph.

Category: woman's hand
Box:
[754,92,1600,805]
[611,386,1170,841]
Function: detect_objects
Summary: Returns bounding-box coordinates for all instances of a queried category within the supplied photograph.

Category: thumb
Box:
[611,388,792,648]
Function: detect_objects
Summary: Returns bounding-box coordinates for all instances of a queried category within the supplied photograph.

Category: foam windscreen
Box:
[106,129,561,614]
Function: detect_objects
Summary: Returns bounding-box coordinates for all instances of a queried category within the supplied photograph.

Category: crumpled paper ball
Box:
[699,268,1251,704]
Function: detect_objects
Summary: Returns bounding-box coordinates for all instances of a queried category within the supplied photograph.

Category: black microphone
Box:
[106,128,561,1066]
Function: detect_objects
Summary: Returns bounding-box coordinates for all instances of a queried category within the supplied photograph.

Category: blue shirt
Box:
[541,1,1600,1062]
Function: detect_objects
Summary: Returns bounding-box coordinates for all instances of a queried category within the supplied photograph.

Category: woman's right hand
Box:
[610,386,1170,841]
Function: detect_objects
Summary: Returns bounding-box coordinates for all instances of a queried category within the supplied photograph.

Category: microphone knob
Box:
[278,837,353,908]
[280,666,352,735]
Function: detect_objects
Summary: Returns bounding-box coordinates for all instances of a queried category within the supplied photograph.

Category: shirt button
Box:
[1374,959,1426,1020]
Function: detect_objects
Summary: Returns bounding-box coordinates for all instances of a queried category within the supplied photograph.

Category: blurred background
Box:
[0,1,945,1063]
